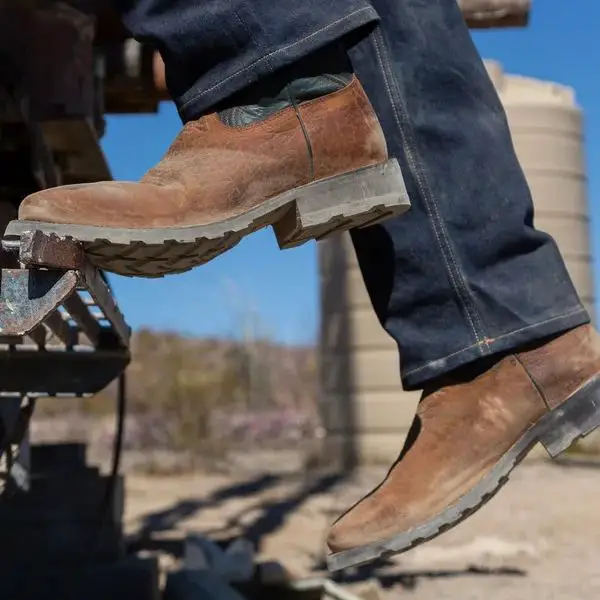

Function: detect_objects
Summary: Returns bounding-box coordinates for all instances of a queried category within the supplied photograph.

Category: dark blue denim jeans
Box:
[119,0,589,389]
[117,0,379,121]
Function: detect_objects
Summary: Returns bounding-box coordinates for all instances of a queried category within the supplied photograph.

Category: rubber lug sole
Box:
[5,159,409,278]
[327,374,600,572]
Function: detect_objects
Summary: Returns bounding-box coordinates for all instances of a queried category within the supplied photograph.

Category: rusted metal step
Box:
[0,230,130,397]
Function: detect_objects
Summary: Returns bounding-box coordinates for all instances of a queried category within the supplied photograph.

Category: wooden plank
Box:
[459,0,530,27]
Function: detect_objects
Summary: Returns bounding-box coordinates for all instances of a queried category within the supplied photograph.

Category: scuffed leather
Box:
[328,325,600,554]
[19,76,386,229]
[518,324,600,409]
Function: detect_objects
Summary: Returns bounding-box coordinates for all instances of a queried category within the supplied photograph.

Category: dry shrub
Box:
[35,327,319,461]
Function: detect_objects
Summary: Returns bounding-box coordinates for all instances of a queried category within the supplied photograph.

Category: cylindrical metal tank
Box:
[318,61,593,465]
[488,61,594,319]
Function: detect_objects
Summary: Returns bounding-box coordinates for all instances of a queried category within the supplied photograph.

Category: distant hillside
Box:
[128,328,317,412]
[36,328,320,456]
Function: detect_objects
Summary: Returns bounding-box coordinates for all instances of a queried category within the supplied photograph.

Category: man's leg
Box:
[327,0,599,570]
[348,0,587,384]
[9,0,410,277]
[115,0,376,120]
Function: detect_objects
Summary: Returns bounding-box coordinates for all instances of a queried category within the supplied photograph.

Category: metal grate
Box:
[0,231,130,397]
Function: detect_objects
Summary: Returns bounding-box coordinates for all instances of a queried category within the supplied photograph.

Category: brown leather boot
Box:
[8,75,408,277]
[327,324,600,571]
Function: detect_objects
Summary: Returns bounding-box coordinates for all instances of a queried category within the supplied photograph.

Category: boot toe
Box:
[18,182,142,227]
[327,518,362,554]
[327,497,388,554]
[19,187,73,223]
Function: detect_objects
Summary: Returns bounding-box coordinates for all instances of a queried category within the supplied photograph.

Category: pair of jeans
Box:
[117,0,589,389]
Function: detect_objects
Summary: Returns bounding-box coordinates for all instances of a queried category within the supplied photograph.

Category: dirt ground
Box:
[123,455,600,600]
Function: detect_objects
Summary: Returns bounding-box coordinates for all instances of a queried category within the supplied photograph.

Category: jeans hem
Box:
[401,306,591,390]
[176,5,379,121]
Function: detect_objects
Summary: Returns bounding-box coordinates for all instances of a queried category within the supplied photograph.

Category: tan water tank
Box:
[318,61,593,465]
[488,61,594,318]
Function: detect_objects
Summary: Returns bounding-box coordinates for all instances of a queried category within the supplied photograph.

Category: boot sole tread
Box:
[5,160,408,278]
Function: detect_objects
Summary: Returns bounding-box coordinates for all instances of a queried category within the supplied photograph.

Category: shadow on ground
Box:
[315,557,527,591]
[127,472,343,558]
[205,473,342,549]
[127,473,283,555]
[127,471,528,593]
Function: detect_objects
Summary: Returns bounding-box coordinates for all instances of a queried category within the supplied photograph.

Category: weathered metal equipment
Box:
[0,0,158,492]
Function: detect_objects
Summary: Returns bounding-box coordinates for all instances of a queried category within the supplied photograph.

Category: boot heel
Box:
[538,376,600,458]
[273,159,410,248]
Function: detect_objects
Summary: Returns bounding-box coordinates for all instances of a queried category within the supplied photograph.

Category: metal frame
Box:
[0,232,130,397]
[0,232,131,495]
[0,2,139,499]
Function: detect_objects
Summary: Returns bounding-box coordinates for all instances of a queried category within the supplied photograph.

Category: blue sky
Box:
[102,3,599,344]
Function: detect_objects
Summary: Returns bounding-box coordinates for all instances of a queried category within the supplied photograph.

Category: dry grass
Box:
[33,328,320,471]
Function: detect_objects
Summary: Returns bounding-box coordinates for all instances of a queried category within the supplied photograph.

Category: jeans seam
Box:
[179,6,376,113]
[403,306,587,377]
[371,29,486,348]
[232,8,275,74]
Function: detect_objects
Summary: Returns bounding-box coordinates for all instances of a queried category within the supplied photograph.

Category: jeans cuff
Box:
[176,5,379,121]
[401,306,592,390]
